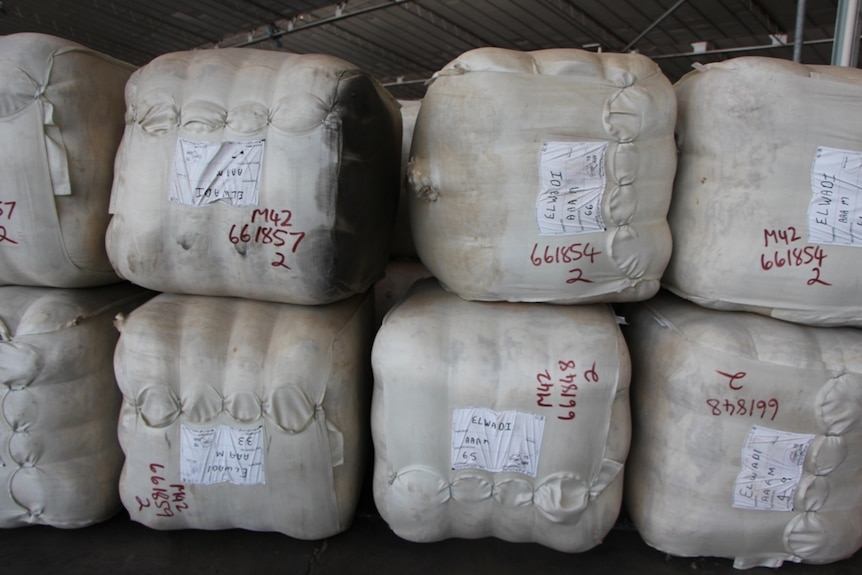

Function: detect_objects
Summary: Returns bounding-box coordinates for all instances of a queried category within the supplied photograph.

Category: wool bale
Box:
[664,57,862,326]
[0,283,152,527]
[372,258,432,326]
[372,279,630,551]
[114,291,374,538]
[408,47,676,303]
[0,33,133,287]
[106,48,401,305]
[621,292,862,568]
[389,99,422,258]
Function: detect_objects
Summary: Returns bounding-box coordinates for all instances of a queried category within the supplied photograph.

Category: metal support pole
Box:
[831,0,861,66]
[793,0,807,62]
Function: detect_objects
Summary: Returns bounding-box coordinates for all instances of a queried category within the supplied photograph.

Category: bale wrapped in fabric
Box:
[372,258,432,326]
[114,292,374,539]
[407,47,676,304]
[106,48,401,305]
[664,57,862,326]
[372,279,631,551]
[621,292,862,568]
[0,33,133,287]
[389,99,422,258]
[0,283,153,527]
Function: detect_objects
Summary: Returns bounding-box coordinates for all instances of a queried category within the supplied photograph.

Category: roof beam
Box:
[540,0,630,50]
[737,0,787,36]
[652,36,834,59]
[398,0,494,47]
[623,0,689,52]
[211,0,414,48]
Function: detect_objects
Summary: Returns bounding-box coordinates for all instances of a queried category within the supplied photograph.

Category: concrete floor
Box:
[2,495,860,575]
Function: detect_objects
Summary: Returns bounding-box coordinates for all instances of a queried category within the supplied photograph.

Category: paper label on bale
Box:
[451,407,545,477]
[170,138,264,207]
[732,425,814,511]
[180,424,265,485]
[537,141,607,236]
[808,146,862,246]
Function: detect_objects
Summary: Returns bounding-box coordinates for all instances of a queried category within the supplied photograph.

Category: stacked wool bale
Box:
[407,48,677,304]
[663,58,862,327]
[106,49,400,306]
[622,57,862,567]
[106,48,401,538]
[0,33,152,528]
[372,47,677,551]
[0,33,132,287]
[373,279,632,551]
[389,99,423,259]
[113,292,375,538]
[374,99,433,325]
[0,285,151,527]
[621,292,862,568]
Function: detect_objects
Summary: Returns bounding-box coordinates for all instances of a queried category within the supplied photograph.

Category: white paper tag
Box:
[170,139,264,207]
[180,425,265,485]
[537,141,608,236]
[451,407,545,477]
[808,146,862,246]
[732,425,814,512]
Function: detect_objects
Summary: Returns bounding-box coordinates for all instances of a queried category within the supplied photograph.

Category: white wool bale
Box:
[664,57,862,326]
[621,292,862,568]
[372,258,432,326]
[0,33,133,287]
[389,99,422,258]
[372,279,631,551]
[114,292,374,538]
[106,49,401,305]
[407,47,676,303]
[0,283,152,527]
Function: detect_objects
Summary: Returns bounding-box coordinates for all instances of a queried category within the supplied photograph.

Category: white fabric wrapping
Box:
[0,283,152,527]
[372,279,631,551]
[389,99,422,258]
[372,258,433,326]
[664,57,862,326]
[106,48,401,305]
[407,47,676,303]
[621,292,862,568]
[114,292,374,539]
[0,33,133,287]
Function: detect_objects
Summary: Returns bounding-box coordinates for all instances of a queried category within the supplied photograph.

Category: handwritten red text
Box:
[706,369,779,421]
[535,359,600,421]
[227,207,305,270]
[134,463,189,518]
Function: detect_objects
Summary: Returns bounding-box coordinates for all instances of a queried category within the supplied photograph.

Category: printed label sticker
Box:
[180,425,265,485]
[170,139,264,207]
[537,141,608,236]
[451,407,545,477]
[732,425,814,512]
[808,146,862,246]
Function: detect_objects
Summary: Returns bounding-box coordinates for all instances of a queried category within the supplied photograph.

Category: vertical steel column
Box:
[831,0,861,66]
[793,0,807,62]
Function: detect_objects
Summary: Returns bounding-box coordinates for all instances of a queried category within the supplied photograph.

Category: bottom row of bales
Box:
[622,294,862,569]
[113,291,374,538]
[1,280,861,568]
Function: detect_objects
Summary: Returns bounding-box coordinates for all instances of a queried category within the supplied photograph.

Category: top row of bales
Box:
[2,33,861,326]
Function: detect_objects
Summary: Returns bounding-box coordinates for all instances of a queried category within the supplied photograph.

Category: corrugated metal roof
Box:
[0,0,854,98]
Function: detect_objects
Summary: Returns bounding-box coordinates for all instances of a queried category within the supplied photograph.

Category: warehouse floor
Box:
[2,489,860,575]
